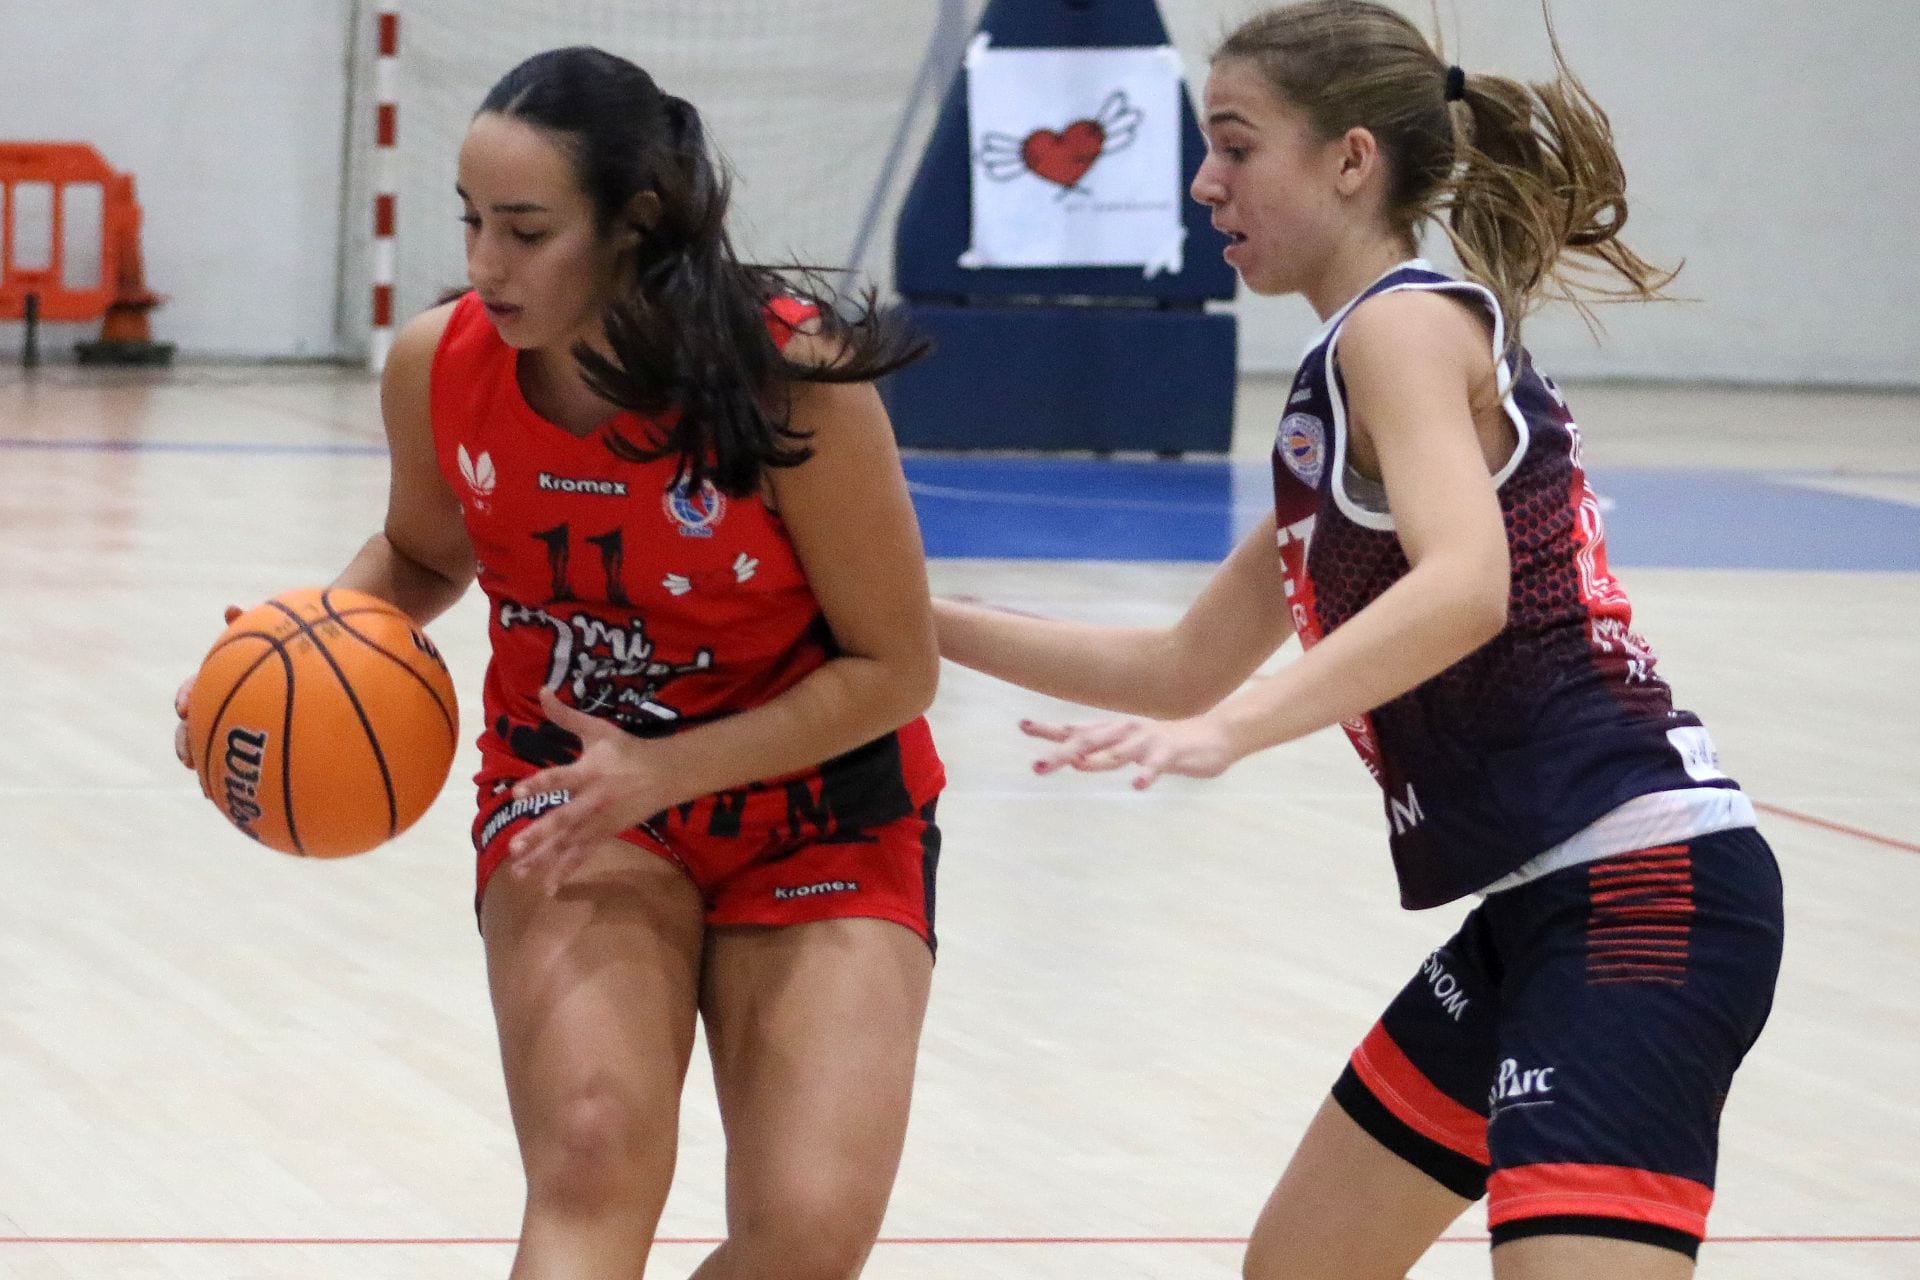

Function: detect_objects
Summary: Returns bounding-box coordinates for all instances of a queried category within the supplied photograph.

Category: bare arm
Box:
[332,302,477,625]
[636,370,941,797]
[176,303,475,771]
[934,509,1296,719]
[1206,290,1510,755]
[1030,291,1511,786]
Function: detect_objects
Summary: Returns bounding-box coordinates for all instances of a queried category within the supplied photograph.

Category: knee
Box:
[726,1237,870,1280]
[524,1089,669,1217]
[1241,1235,1323,1280]
[1242,1237,1404,1280]
[726,1181,879,1280]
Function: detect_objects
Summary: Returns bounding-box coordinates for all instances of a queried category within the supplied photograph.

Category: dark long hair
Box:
[479,47,926,496]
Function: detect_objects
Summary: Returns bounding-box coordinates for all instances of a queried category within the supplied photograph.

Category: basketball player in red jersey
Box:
[177,47,943,1279]
[934,5,1782,1278]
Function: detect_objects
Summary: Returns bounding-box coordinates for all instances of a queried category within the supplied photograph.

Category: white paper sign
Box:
[961,36,1187,277]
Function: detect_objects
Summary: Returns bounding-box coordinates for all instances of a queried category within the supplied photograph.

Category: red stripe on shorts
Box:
[1349,1023,1489,1165]
[1588,846,1693,983]
[1488,1162,1713,1236]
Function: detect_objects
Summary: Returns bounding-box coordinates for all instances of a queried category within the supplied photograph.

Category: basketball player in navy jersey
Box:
[934,4,1782,1278]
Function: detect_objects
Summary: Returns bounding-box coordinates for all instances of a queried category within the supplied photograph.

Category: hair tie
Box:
[1444,65,1467,102]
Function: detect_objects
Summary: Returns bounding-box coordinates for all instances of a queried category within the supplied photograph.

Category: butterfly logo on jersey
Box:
[662,553,760,597]
[663,477,727,538]
[1278,412,1326,488]
[458,444,497,510]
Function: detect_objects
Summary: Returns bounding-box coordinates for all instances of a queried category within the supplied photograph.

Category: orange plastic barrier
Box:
[0,141,172,364]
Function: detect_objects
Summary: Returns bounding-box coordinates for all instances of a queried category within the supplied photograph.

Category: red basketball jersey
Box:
[428,291,943,806]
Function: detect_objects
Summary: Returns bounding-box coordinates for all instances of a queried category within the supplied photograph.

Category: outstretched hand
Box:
[1020,713,1240,790]
[507,688,678,894]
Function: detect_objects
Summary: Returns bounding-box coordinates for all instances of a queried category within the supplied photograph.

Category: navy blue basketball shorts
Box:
[1332,826,1783,1259]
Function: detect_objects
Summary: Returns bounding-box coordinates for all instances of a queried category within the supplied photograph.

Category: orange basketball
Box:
[186,587,460,858]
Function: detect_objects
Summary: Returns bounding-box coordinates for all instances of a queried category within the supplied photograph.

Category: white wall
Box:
[1163,0,1920,382]
[3,1,1915,384]
[1,0,349,359]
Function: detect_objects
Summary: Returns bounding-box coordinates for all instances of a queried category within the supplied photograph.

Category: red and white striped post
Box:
[369,6,400,372]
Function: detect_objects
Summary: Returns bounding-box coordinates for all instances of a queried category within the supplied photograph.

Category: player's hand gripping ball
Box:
[184,588,459,857]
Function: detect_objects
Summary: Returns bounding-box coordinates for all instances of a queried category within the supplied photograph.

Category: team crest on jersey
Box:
[663,477,727,538]
[1278,412,1326,487]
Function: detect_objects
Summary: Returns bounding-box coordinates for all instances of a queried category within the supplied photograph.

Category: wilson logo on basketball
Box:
[185,587,460,858]
[457,444,497,499]
[221,725,270,840]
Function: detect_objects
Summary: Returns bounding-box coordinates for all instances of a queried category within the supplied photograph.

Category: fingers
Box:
[1019,718,1072,742]
[1033,719,1141,775]
[1025,720,1203,787]
[176,719,211,796]
[1056,746,1134,773]
[507,809,568,872]
[175,673,199,768]
[505,778,583,859]
[506,797,596,897]
[538,686,576,720]
[1132,742,1174,791]
[176,606,241,770]
[537,687,606,736]
[541,846,590,897]
[511,766,571,801]
[506,697,637,893]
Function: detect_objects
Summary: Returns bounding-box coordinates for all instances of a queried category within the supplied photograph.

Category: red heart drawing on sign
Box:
[1021,119,1106,189]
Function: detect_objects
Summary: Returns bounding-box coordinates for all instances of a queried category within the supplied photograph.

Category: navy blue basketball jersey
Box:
[1271,261,1740,909]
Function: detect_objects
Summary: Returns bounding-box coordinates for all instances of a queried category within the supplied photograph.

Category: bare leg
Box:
[1244,1094,1471,1280]
[690,918,934,1280]
[481,842,707,1280]
[1493,1234,1694,1280]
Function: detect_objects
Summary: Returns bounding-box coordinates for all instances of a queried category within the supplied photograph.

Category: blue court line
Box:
[5,438,1916,571]
[906,459,1920,570]
[906,456,1238,561]
[1590,470,1920,572]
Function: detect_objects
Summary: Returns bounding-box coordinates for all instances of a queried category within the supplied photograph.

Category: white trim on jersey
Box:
[1477,783,1757,896]
[1314,264,1532,533]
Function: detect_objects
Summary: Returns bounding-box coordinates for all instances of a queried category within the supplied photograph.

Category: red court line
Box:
[1753,801,1920,855]
[4,1234,1916,1247]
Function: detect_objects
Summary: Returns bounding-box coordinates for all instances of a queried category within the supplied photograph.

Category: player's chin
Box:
[491,319,546,350]
[1236,263,1291,297]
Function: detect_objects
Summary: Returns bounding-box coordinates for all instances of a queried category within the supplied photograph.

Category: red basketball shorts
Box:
[471,731,944,947]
